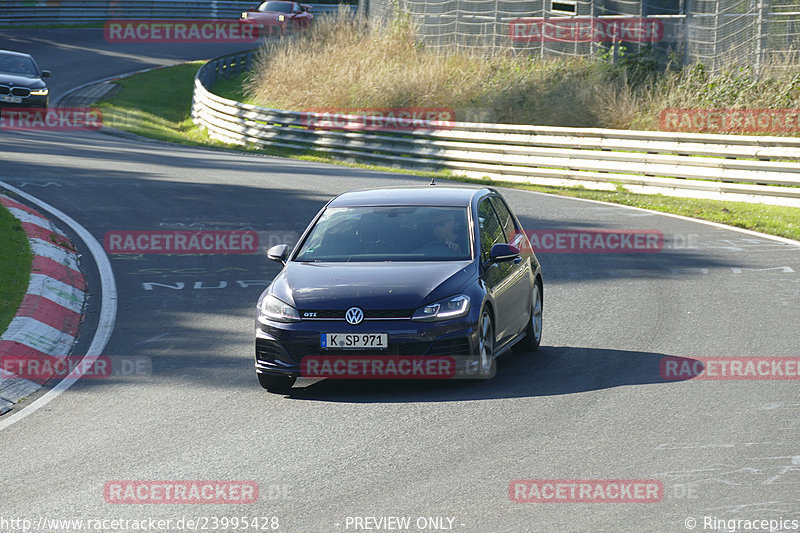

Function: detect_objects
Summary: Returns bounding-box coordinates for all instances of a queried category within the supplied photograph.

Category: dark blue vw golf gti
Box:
[254,186,543,393]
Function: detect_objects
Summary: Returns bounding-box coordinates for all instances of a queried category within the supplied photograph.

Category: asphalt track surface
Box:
[1,29,799,533]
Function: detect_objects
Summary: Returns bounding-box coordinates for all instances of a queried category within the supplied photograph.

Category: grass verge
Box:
[211,72,251,103]
[99,62,229,147]
[97,63,800,242]
[0,200,33,335]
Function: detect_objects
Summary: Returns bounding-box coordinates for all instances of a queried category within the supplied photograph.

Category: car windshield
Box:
[0,55,37,76]
[295,206,471,262]
[258,1,293,12]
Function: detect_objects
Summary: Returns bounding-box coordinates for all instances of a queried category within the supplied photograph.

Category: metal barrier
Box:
[192,51,800,207]
[0,1,353,25]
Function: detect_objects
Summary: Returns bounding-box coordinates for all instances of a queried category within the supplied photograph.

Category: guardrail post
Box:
[754,0,767,75]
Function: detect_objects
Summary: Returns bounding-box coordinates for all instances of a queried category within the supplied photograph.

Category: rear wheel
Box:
[257,372,295,394]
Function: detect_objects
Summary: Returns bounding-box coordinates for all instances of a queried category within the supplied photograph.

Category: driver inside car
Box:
[429,211,463,254]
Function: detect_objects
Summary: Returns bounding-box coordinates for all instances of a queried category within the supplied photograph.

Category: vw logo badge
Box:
[345,307,364,325]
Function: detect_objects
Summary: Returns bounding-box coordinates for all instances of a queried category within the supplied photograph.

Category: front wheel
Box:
[257,372,295,394]
[516,279,543,352]
[475,308,496,379]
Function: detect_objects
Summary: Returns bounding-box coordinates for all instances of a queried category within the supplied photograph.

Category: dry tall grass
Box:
[245,9,800,130]
[245,9,495,111]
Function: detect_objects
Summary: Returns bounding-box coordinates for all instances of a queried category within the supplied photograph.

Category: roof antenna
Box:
[429,176,436,185]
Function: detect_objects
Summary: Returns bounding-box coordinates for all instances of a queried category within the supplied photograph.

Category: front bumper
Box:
[255,316,479,378]
[0,93,48,107]
[238,18,287,34]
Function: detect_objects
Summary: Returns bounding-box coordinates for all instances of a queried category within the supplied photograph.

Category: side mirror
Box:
[41,70,51,77]
[266,244,289,264]
[489,243,520,262]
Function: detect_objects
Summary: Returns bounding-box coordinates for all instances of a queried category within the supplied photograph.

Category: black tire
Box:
[475,308,496,379]
[516,278,543,352]
[257,372,295,394]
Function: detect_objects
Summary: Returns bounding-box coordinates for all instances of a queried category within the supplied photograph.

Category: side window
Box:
[477,199,506,262]
[489,197,520,244]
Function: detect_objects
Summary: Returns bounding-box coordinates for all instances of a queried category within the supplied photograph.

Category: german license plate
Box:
[0,95,22,103]
[321,333,388,349]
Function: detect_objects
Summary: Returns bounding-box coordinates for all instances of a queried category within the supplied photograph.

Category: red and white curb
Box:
[0,195,87,414]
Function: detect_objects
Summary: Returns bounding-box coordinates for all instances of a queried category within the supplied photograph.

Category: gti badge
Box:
[345,307,364,325]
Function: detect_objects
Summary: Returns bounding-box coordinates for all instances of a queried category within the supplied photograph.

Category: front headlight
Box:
[259,294,300,323]
[278,14,285,22]
[412,295,470,322]
[30,88,48,95]
[241,11,248,18]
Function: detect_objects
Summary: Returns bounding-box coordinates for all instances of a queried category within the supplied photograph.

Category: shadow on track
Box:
[282,346,699,403]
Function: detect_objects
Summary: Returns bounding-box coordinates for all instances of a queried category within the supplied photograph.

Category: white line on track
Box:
[0,181,117,431]
[513,187,800,246]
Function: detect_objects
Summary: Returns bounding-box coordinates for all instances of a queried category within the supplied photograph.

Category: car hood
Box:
[271,261,476,310]
[0,73,45,88]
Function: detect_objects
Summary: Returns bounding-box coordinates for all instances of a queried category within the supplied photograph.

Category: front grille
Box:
[284,339,471,359]
[299,309,414,320]
[301,310,341,319]
[285,343,417,358]
[11,87,30,97]
[367,309,414,319]
[281,343,319,360]
[0,86,9,95]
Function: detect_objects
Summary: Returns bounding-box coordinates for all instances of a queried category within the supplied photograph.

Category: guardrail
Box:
[192,51,800,207]
[0,1,354,25]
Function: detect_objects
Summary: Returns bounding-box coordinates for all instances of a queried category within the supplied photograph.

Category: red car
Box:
[239,1,313,35]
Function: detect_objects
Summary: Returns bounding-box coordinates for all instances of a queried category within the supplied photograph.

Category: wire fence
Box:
[686,0,800,72]
[362,0,800,72]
